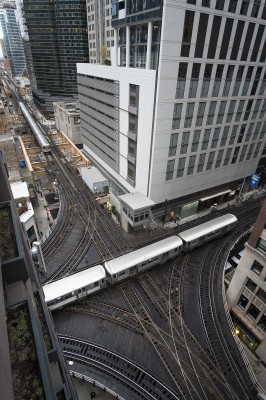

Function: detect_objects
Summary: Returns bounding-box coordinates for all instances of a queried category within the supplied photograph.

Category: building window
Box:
[187,155,196,175]
[212,65,224,97]
[129,84,139,107]
[228,0,237,13]
[246,143,255,160]
[176,157,186,177]
[197,153,206,172]
[247,304,260,321]
[223,148,232,166]
[189,63,201,98]
[257,315,266,332]
[233,66,245,96]
[165,159,175,181]
[128,139,137,158]
[231,147,240,164]
[229,125,238,145]
[128,161,136,182]
[222,65,235,96]
[235,100,245,122]
[196,102,206,126]
[206,151,215,170]
[257,289,266,304]
[226,100,236,123]
[172,103,183,129]
[180,132,190,154]
[217,101,226,124]
[168,133,179,157]
[251,260,264,275]
[191,130,201,152]
[184,103,195,128]
[242,66,254,96]
[220,126,229,146]
[129,113,138,133]
[181,11,195,57]
[240,0,249,15]
[207,101,217,125]
[201,64,213,97]
[237,294,249,309]
[245,279,257,292]
[176,63,188,99]
[257,238,266,253]
[239,145,247,162]
[74,117,80,124]
[201,129,211,150]
[211,128,220,148]
[251,0,260,17]
[215,149,224,168]
[216,0,224,10]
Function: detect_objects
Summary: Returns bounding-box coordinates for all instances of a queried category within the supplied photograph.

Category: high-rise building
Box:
[226,199,266,363]
[0,4,26,76]
[87,0,113,64]
[78,0,266,223]
[15,0,89,114]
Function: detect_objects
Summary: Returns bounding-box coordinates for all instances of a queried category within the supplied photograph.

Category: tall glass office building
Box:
[0,5,26,77]
[16,0,89,113]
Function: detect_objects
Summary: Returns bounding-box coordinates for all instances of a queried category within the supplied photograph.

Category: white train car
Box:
[104,236,183,284]
[43,265,106,310]
[178,214,238,250]
[19,102,51,153]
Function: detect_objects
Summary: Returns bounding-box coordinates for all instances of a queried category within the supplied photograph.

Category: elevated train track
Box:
[55,203,264,400]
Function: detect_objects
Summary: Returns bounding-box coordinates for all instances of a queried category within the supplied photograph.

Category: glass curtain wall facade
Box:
[21,0,89,112]
[0,7,26,77]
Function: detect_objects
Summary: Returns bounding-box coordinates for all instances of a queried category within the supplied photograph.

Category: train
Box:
[43,214,238,311]
[19,102,51,153]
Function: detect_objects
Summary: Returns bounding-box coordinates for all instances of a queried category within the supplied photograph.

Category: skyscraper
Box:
[87,0,114,64]
[78,0,266,221]
[16,0,89,113]
[0,4,26,76]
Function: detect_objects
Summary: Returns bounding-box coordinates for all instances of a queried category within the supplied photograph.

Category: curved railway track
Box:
[41,141,131,282]
[56,203,264,400]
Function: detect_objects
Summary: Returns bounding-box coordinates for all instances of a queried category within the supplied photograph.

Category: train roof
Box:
[43,265,106,303]
[178,214,237,243]
[19,102,50,147]
[104,236,183,275]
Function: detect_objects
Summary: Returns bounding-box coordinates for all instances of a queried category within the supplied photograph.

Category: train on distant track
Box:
[43,214,238,310]
[19,102,51,154]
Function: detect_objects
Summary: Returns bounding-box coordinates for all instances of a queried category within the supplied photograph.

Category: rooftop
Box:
[118,191,155,211]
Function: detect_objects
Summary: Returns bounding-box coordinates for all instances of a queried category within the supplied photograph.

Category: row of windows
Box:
[237,295,266,332]
[188,0,265,19]
[169,124,264,157]
[165,142,262,180]
[245,278,266,304]
[181,10,266,62]
[172,98,266,130]
[176,63,266,100]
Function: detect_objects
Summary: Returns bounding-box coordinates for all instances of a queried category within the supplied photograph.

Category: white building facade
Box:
[53,102,82,147]
[78,0,266,216]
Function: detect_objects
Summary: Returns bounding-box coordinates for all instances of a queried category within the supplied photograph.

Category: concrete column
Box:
[126,25,130,68]
[114,28,118,67]
[146,21,153,69]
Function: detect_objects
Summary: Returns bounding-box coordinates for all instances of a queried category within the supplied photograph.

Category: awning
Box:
[199,189,231,202]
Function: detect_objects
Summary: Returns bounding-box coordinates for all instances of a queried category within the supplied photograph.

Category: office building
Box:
[78,0,266,223]
[227,199,266,363]
[0,4,26,76]
[86,0,114,64]
[15,0,89,113]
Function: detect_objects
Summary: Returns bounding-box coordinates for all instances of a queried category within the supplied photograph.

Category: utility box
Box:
[80,166,108,195]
